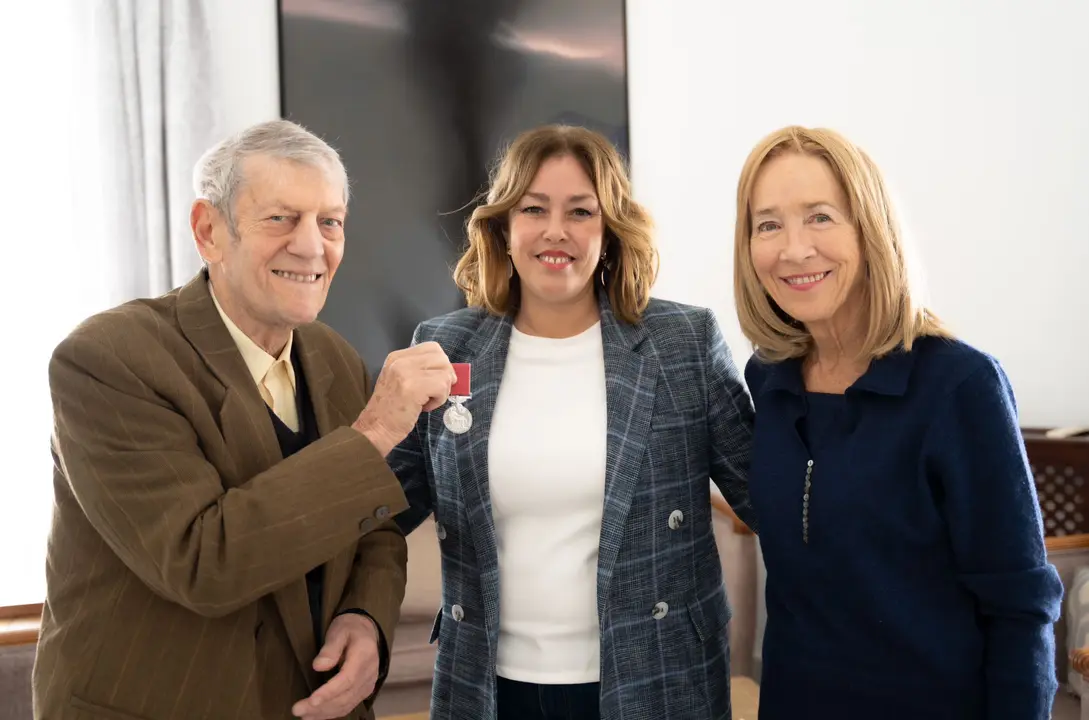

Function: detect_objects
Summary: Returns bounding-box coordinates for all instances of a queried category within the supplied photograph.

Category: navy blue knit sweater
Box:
[745,336,1063,720]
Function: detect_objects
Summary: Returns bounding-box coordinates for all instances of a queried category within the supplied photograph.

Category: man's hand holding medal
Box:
[352,342,470,455]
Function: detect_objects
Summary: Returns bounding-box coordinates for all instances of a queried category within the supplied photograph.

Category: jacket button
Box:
[359,518,375,533]
[668,509,684,530]
[435,522,447,540]
[451,604,465,622]
[375,505,391,520]
[652,602,669,620]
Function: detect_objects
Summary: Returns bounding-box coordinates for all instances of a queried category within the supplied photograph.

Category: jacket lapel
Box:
[595,296,658,619]
[294,326,341,435]
[294,329,358,639]
[455,312,512,628]
[176,272,317,686]
[176,272,284,483]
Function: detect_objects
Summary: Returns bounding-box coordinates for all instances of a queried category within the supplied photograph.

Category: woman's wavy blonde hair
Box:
[734,126,951,362]
[453,125,658,324]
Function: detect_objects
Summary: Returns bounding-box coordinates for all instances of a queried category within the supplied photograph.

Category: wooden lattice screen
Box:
[1023,428,1089,538]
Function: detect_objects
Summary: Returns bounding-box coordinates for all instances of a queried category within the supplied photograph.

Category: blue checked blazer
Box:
[390,294,757,720]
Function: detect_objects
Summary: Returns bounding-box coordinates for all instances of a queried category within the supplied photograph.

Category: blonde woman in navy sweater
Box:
[733,126,1063,719]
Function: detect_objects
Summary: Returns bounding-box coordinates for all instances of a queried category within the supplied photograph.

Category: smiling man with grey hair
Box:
[34,119,458,720]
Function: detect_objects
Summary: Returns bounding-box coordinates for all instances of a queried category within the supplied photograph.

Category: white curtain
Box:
[0,0,220,606]
[79,0,221,299]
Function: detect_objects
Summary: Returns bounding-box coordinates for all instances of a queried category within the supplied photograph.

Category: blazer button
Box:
[375,505,391,520]
[359,518,376,533]
[652,602,669,620]
[451,604,465,622]
[435,522,447,540]
[668,509,684,530]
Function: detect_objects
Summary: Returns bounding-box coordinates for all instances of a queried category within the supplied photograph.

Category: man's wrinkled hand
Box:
[292,613,381,719]
[353,341,457,456]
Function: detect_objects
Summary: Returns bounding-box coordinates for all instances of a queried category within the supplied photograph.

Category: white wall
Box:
[215,0,1088,426]
[626,0,1089,428]
[206,0,281,134]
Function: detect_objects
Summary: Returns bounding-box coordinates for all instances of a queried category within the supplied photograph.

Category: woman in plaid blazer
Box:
[390,124,756,720]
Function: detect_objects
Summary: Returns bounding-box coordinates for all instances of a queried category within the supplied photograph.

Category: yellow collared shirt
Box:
[209,283,299,431]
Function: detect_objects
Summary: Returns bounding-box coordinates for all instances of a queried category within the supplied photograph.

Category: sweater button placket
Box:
[803,460,813,544]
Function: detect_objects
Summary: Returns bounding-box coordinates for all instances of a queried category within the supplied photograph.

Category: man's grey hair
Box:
[192,119,350,235]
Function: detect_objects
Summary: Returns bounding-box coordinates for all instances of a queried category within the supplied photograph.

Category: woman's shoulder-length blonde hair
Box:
[733,125,951,363]
[453,124,658,324]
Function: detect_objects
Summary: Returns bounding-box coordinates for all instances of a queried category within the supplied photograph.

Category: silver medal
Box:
[443,401,473,434]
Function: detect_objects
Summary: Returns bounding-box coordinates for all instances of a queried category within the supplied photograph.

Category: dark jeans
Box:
[496,676,601,720]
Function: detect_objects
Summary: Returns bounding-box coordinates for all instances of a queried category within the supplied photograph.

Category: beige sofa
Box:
[385,516,446,687]
[0,644,33,720]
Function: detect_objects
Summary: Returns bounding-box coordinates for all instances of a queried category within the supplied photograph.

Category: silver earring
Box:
[598,252,608,287]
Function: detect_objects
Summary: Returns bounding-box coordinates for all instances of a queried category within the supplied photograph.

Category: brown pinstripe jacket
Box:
[33,273,409,720]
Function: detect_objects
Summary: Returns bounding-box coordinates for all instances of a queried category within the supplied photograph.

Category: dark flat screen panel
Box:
[279,0,629,374]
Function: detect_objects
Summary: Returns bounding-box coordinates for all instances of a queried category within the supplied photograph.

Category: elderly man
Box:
[33,120,454,720]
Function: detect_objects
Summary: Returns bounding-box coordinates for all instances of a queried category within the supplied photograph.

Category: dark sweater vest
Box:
[267,349,325,646]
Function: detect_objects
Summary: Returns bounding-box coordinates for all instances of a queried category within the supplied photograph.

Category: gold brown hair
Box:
[734,126,951,362]
[453,125,658,323]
